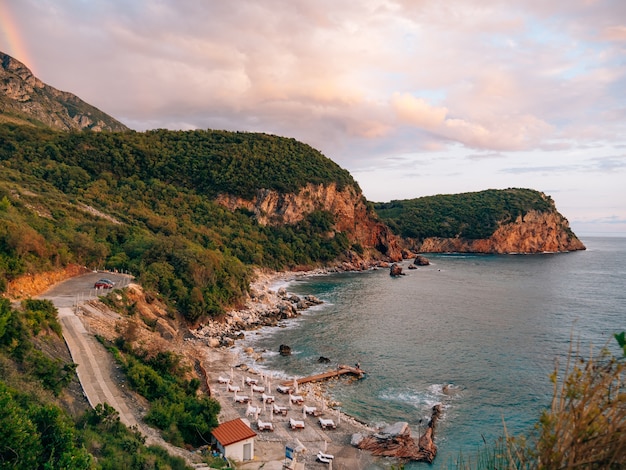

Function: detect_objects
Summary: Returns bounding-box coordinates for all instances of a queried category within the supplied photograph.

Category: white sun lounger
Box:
[251,384,265,393]
[245,377,258,385]
[227,384,240,393]
[261,393,275,403]
[257,419,274,431]
[317,454,331,464]
[276,385,292,394]
[273,403,288,415]
[289,418,305,429]
[317,452,334,464]
[234,394,250,403]
[217,376,231,384]
[303,405,318,416]
[290,394,304,405]
[319,418,336,429]
[246,404,260,416]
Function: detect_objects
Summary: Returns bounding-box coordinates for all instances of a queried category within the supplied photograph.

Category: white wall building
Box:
[211,418,257,462]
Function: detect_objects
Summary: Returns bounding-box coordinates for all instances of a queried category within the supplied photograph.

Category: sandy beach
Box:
[198,269,390,469]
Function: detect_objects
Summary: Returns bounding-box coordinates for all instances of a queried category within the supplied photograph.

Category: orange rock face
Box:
[216,183,402,261]
[416,210,586,254]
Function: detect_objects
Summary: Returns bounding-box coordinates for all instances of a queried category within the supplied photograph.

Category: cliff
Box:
[415,210,586,254]
[216,182,403,262]
[0,51,128,131]
[375,188,585,254]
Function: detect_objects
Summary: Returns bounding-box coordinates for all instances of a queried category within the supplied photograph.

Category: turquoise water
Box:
[240,237,626,468]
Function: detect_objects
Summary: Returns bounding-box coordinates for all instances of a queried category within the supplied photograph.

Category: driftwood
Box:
[354,404,442,463]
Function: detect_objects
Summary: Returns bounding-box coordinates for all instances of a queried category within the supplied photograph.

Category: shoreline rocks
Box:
[353,404,442,463]
[190,265,381,346]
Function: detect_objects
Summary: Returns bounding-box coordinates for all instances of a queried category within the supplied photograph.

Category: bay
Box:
[240,237,626,468]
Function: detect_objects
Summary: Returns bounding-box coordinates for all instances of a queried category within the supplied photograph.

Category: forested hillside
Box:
[375,188,564,240]
[0,124,363,322]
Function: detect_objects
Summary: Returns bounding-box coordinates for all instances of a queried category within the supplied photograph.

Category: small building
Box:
[211,418,257,462]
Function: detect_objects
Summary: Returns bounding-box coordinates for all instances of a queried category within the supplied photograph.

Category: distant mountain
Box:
[0,51,128,131]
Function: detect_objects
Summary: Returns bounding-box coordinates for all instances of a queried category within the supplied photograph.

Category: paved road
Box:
[40,272,137,427]
[40,271,206,465]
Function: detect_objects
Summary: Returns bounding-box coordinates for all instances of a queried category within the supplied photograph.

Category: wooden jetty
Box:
[281,365,365,387]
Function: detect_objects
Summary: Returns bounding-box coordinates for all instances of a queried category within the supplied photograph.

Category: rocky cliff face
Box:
[216,182,403,261]
[415,210,586,254]
[0,51,128,131]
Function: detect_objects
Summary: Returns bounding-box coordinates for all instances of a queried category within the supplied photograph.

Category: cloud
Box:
[391,93,448,128]
[601,25,626,41]
[4,0,626,232]
[467,152,506,161]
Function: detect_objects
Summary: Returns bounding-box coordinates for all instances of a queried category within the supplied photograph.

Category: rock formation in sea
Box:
[414,210,585,254]
[352,404,442,463]
[389,263,404,276]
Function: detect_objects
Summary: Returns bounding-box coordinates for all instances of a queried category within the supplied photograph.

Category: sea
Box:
[239,237,626,468]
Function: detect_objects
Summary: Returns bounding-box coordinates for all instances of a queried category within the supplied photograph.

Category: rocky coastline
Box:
[190,264,390,348]
[191,265,442,466]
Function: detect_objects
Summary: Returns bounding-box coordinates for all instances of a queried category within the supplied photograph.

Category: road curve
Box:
[40,272,138,427]
[39,272,205,465]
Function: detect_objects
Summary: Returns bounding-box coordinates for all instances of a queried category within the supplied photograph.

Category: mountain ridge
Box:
[0,51,128,131]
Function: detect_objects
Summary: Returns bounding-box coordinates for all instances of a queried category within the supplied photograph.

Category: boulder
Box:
[390,263,404,276]
[354,405,442,463]
[351,433,364,446]
[279,344,292,356]
[318,356,331,364]
[304,295,323,305]
[408,264,417,270]
[414,255,430,266]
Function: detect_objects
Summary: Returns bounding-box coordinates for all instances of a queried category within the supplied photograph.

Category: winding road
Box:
[39,272,204,466]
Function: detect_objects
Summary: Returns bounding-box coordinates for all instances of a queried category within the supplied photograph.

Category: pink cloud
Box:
[391,93,448,129]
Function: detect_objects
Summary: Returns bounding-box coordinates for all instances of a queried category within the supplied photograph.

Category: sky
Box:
[1,0,625,237]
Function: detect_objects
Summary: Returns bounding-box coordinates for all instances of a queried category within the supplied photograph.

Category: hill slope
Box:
[0,51,128,131]
[0,124,400,322]
[375,188,585,253]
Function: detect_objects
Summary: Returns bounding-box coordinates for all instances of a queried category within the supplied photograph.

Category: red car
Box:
[94,279,115,289]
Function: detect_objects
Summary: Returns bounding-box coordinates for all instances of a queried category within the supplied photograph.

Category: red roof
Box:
[212,418,257,446]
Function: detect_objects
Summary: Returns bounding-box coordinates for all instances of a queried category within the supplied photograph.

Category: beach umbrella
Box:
[230,367,234,381]
[302,406,306,419]
[324,440,327,452]
[270,406,273,421]
[293,377,299,394]
[241,376,245,388]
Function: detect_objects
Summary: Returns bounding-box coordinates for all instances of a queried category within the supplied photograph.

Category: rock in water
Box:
[414,255,430,266]
[390,263,404,276]
[278,344,292,356]
[353,404,442,463]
